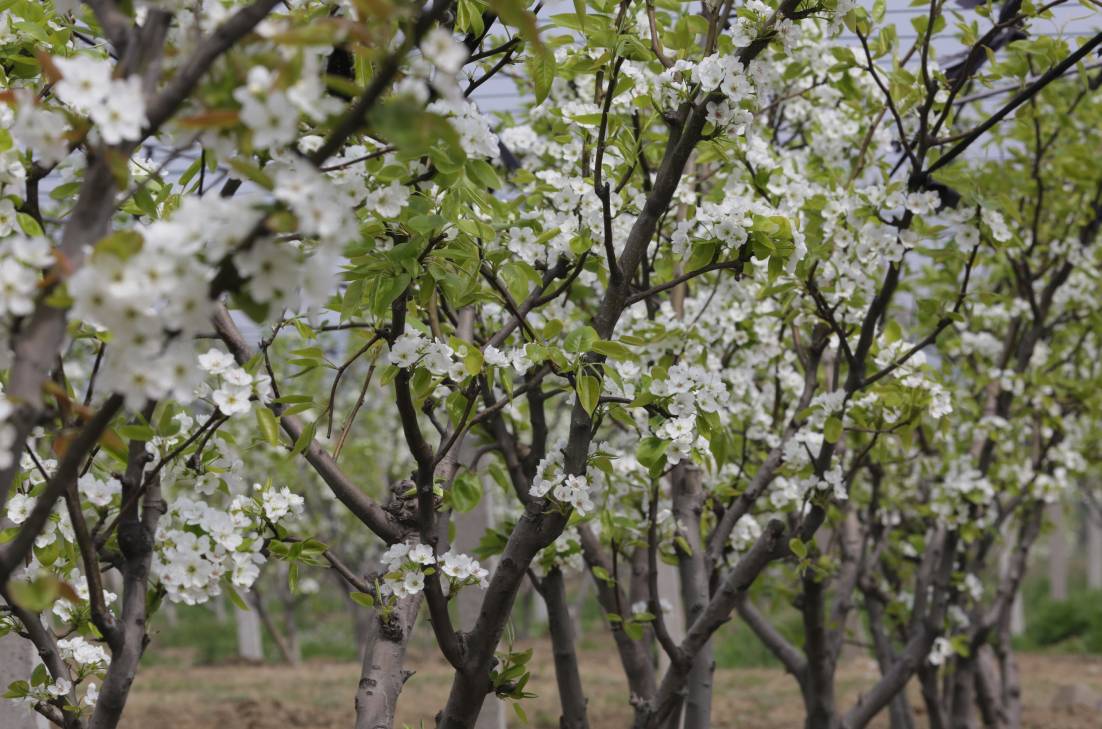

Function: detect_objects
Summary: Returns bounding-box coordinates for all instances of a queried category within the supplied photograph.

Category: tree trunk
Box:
[234,593,265,662]
[455,466,507,729]
[801,575,839,729]
[997,640,1023,729]
[672,465,712,729]
[88,429,164,729]
[570,575,590,640]
[655,560,683,676]
[918,665,947,729]
[865,596,915,729]
[578,525,657,719]
[1087,499,1102,590]
[628,546,656,659]
[512,582,536,640]
[539,569,590,729]
[0,632,48,729]
[1047,503,1069,601]
[803,689,839,729]
[1009,590,1026,637]
[213,592,228,623]
[948,658,979,729]
[355,594,421,729]
[974,645,1007,729]
[282,596,303,665]
[998,529,1027,637]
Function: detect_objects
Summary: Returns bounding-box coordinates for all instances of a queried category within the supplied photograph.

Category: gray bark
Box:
[454,460,506,729]
[671,466,711,729]
[865,595,915,729]
[647,519,788,729]
[0,632,48,729]
[578,525,656,717]
[1047,502,1069,601]
[655,560,684,676]
[234,593,265,662]
[948,659,979,729]
[842,528,959,729]
[537,570,590,729]
[974,644,1007,729]
[1087,499,1102,590]
[801,576,839,729]
[355,595,422,729]
[88,419,164,729]
[997,533,1027,637]
[918,666,947,729]
[996,641,1023,729]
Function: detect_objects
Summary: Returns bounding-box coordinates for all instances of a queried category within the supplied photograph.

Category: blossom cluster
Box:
[52,55,147,145]
[153,482,303,604]
[0,234,50,320]
[386,330,532,378]
[198,348,273,416]
[3,633,105,715]
[53,568,119,624]
[66,195,249,407]
[872,345,953,419]
[533,526,585,574]
[378,541,488,601]
[649,363,729,462]
[529,447,597,515]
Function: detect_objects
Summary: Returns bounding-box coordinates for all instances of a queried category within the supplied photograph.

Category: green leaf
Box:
[288,561,300,594]
[513,702,529,724]
[232,289,271,324]
[16,212,42,237]
[883,319,902,344]
[528,49,557,105]
[6,575,60,612]
[256,406,280,446]
[4,680,29,699]
[94,230,144,261]
[30,664,49,688]
[592,340,636,361]
[564,325,599,353]
[467,159,503,190]
[637,436,669,477]
[350,591,375,608]
[463,345,484,376]
[291,418,318,455]
[224,581,250,611]
[824,416,843,444]
[789,538,808,559]
[487,0,545,53]
[576,374,601,416]
[372,98,461,158]
[572,0,587,29]
[116,423,155,441]
[451,471,483,513]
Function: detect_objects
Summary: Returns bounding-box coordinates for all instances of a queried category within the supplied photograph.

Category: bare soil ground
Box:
[121,640,1102,729]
